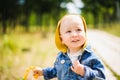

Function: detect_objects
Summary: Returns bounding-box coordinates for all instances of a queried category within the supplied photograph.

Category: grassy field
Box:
[0,32,58,80]
[99,23,120,37]
[88,23,120,37]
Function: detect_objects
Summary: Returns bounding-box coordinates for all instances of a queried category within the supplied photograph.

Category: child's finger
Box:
[71,66,74,71]
[33,67,43,76]
[33,71,39,79]
[71,65,77,72]
[74,60,80,64]
[72,60,79,67]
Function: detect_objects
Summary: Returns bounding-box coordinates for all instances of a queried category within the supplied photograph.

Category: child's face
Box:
[60,15,86,52]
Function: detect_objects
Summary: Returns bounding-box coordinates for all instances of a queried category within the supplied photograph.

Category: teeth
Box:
[72,40,79,42]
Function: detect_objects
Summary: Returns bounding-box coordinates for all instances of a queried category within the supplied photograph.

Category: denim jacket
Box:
[43,45,106,80]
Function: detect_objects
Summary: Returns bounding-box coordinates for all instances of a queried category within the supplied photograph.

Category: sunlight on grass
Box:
[0,32,58,80]
[100,23,120,37]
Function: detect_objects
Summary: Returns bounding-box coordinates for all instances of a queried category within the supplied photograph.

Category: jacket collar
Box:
[83,44,93,54]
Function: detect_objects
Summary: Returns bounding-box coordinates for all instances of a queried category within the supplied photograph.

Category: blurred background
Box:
[0,0,120,80]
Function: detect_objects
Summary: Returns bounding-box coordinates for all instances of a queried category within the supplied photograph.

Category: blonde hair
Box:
[55,14,87,53]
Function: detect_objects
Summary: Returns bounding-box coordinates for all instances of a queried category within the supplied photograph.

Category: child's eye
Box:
[66,30,71,33]
[77,29,81,31]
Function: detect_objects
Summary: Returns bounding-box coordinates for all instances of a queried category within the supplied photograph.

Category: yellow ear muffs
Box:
[55,20,67,53]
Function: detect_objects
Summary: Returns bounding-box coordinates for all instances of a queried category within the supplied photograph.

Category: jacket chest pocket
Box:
[55,59,71,73]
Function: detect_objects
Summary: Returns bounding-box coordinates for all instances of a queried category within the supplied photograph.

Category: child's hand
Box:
[33,67,43,77]
[71,60,85,76]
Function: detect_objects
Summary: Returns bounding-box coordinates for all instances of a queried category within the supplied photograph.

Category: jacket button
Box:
[61,60,65,64]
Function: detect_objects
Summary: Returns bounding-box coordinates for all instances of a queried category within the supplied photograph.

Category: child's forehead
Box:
[62,15,81,20]
[60,15,83,26]
[61,15,83,24]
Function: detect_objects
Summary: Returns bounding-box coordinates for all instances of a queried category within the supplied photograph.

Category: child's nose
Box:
[72,31,77,37]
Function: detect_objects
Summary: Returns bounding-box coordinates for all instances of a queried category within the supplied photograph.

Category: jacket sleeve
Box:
[42,52,62,80]
[83,59,106,80]
[42,67,57,80]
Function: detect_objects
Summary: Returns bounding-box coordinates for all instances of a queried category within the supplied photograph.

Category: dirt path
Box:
[87,29,120,80]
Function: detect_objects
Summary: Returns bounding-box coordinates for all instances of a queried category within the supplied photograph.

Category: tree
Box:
[0,0,72,33]
[32,0,71,26]
[0,0,21,33]
[81,0,120,28]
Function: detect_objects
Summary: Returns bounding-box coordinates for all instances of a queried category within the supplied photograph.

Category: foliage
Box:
[0,0,21,33]
[81,0,120,28]
[0,0,72,34]
[2,35,19,54]
[99,22,120,37]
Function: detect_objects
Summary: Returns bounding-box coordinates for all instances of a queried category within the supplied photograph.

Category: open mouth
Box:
[72,40,80,42]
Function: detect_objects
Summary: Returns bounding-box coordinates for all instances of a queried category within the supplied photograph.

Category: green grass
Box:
[0,32,58,80]
[99,23,120,37]
[88,22,120,37]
